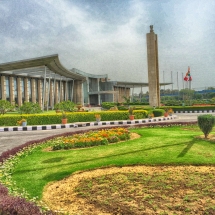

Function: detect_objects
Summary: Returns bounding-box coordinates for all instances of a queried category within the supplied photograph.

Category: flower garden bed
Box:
[48,128,130,150]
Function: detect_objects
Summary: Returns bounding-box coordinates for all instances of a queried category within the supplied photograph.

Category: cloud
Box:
[0,0,215,91]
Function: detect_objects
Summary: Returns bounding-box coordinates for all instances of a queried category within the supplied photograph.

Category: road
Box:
[0,113,214,155]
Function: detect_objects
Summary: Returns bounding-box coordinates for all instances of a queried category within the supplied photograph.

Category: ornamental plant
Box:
[198,114,215,138]
[61,111,67,119]
[148,113,154,118]
[128,107,134,115]
[95,114,101,119]
[168,108,174,115]
[17,119,27,125]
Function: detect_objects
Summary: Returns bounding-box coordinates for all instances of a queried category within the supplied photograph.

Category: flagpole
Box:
[163,71,165,102]
[182,73,184,90]
[171,71,173,95]
[177,71,179,99]
[182,72,184,102]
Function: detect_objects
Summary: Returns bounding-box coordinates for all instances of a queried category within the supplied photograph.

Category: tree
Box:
[0,100,13,115]
[54,101,75,112]
[18,102,42,114]
[198,114,215,138]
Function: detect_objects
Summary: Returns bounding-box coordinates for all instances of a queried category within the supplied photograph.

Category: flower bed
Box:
[49,128,130,150]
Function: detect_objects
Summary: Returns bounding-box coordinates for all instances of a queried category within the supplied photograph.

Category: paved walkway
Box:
[0,113,207,155]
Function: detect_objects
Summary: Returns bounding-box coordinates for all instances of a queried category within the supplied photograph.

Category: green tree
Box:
[54,101,75,112]
[0,100,13,115]
[198,114,215,138]
[18,102,42,114]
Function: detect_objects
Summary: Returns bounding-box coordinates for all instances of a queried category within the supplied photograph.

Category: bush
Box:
[134,110,148,119]
[0,184,55,215]
[0,100,14,115]
[118,106,128,110]
[101,102,117,109]
[54,101,75,112]
[198,114,215,138]
[152,109,165,117]
[18,102,42,114]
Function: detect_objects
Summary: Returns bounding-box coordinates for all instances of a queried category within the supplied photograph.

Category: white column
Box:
[42,66,47,111]
[47,70,51,111]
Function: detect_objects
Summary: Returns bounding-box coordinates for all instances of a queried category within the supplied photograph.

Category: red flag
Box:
[184,66,192,81]
[184,76,188,81]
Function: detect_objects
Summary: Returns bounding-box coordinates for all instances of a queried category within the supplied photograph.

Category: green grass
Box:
[3,125,215,200]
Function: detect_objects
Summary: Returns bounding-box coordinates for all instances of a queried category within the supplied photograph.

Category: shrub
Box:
[153,109,165,117]
[0,100,14,115]
[101,102,117,109]
[18,102,42,114]
[128,107,134,115]
[134,110,148,119]
[54,101,75,112]
[198,114,215,138]
[117,106,128,110]
[0,184,55,215]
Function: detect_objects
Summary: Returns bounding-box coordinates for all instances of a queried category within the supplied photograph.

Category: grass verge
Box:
[1,125,215,201]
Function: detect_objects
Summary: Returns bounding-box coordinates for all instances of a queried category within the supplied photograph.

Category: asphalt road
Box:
[0,113,213,155]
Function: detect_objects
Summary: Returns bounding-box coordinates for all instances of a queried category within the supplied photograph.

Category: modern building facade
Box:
[72,68,132,105]
[146,25,160,107]
[0,55,85,110]
[0,54,139,109]
[0,28,169,109]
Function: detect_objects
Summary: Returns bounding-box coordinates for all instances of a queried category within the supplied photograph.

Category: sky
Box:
[0,0,215,92]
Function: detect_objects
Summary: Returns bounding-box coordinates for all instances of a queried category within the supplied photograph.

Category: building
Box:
[0,51,170,109]
[0,54,85,110]
[0,54,148,109]
[71,68,133,105]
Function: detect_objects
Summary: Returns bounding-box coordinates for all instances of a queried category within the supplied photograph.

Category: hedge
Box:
[160,106,215,112]
[0,110,148,126]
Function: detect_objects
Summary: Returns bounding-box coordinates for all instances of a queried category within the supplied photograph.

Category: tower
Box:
[146,25,160,107]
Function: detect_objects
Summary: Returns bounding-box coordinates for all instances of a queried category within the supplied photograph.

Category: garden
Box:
[1,115,215,214]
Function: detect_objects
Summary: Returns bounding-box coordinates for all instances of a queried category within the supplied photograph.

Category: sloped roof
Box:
[112,81,172,88]
[0,54,86,81]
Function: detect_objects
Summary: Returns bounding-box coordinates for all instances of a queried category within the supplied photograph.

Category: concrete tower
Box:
[146,25,160,107]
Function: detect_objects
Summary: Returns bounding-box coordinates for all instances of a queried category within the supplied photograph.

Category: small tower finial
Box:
[150,25,154,32]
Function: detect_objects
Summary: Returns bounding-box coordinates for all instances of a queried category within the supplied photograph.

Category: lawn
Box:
[1,125,215,214]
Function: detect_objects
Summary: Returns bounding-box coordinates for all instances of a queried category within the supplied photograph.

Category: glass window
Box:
[20,78,25,104]
[68,81,73,101]
[28,78,32,102]
[41,80,44,98]
[14,77,18,104]
[63,81,66,100]
[58,81,61,102]
[35,79,38,102]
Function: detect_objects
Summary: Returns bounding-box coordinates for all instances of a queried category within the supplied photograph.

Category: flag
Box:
[184,66,192,81]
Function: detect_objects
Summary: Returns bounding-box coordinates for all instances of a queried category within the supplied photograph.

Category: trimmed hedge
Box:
[152,109,165,117]
[160,106,215,112]
[101,102,150,110]
[0,110,149,126]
